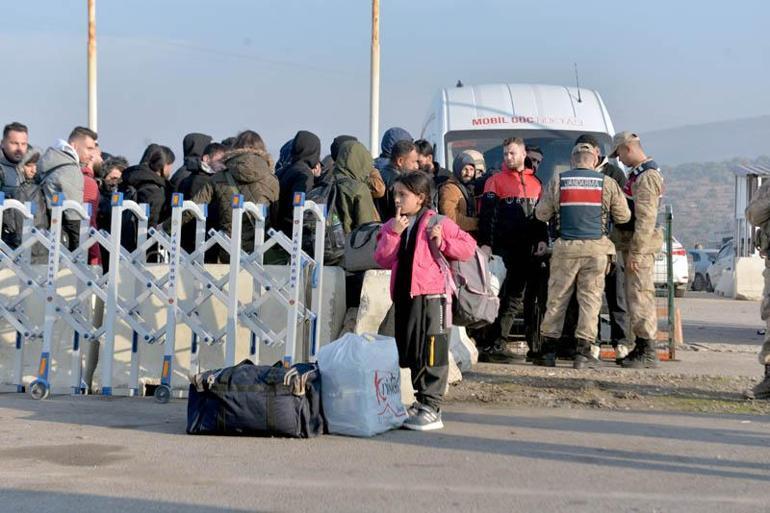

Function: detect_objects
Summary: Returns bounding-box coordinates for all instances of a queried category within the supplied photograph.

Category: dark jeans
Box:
[481,252,531,349]
[524,256,549,352]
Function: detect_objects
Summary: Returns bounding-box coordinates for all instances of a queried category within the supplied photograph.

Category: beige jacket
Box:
[536,170,631,258]
[611,160,664,255]
[368,169,386,199]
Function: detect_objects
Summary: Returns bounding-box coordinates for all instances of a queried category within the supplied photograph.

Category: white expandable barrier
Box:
[0,191,334,402]
[0,192,41,393]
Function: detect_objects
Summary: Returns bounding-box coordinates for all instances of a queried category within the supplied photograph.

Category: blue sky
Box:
[3,0,769,162]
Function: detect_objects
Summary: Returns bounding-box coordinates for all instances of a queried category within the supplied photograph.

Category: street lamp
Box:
[88,0,97,132]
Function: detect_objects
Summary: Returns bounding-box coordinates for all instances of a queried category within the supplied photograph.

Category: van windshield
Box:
[445,130,613,187]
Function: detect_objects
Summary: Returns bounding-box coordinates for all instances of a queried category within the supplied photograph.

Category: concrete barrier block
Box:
[447,352,462,386]
[400,367,415,406]
[734,256,764,301]
[339,307,358,336]
[355,270,392,335]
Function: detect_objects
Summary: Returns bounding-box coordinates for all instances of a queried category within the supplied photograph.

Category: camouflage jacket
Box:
[745,180,770,254]
[611,160,664,255]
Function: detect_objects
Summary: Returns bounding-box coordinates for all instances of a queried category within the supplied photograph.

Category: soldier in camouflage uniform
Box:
[610,132,664,369]
[744,179,770,399]
[535,143,631,369]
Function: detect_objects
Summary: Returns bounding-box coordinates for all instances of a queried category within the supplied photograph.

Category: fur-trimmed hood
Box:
[223,147,275,182]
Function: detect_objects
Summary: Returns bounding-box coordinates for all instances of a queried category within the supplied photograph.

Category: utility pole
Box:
[369,0,380,158]
[88,0,97,132]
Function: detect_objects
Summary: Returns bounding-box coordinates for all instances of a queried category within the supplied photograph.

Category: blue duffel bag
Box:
[186,359,325,438]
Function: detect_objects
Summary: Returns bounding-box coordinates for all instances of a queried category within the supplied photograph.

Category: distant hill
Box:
[642,115,770,166]
[663,156,770,249]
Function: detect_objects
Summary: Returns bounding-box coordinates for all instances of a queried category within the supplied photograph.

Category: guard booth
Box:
[733,163,770,257]
[723,163,770,300]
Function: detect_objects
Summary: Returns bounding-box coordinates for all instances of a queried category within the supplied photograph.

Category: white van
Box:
[419,83,616,186]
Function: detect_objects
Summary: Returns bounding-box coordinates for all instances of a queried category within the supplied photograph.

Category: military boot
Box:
[744,366,770,400]
[533,337,558,367]
[622,338,659,369]
[573,338,601,370]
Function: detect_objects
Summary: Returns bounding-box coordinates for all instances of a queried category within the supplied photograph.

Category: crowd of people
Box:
[0,121,667,431]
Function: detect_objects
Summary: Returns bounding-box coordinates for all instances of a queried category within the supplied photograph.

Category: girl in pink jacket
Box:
[375,171,476,431]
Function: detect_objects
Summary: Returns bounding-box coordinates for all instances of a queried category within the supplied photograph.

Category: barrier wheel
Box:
[29,380,50,400]
[154,384,171,404]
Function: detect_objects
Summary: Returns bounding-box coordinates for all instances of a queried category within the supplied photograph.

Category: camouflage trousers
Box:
[759,262,770,365]
[621,251,657,341]
[541,254,607,342]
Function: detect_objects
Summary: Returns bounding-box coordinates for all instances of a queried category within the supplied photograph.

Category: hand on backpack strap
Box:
[429,223,443,249]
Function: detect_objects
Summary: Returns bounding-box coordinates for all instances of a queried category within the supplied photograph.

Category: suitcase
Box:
[186,359,325,438]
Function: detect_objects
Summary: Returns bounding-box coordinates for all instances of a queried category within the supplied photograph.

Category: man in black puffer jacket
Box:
[120,145,175,260]
[177,142,226,257]
[169,132,212,192]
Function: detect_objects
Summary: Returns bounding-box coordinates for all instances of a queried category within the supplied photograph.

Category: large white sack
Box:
[317,333,407,437]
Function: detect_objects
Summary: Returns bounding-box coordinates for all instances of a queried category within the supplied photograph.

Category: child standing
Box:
[375,172,476,431]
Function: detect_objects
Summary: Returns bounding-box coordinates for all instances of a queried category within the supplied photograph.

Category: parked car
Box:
[689,249,718,291]
[706,240,735,293]
[654,236,689,297]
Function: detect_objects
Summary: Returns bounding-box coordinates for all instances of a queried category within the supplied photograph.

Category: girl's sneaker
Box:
[403,404,443,431]
[406,402,421,417]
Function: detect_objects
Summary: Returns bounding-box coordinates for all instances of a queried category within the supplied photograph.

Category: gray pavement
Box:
[679,292,764,347]
[1,293,769,513]
[670,292,764,377]
[1,394,769,513]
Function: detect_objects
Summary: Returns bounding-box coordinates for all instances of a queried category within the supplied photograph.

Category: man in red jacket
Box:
[477,137,548,362]
[81,162,101,266]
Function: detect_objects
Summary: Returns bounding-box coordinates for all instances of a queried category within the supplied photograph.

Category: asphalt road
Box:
[1,293,768,513]
[1,395,769,513]
[678,292,763,347]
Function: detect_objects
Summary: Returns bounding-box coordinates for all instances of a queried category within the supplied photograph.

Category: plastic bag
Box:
[317,333,407,437]
[488,255,507,296]
[449,326,478,372]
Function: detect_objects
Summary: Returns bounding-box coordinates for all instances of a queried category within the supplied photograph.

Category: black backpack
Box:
[302,177,347,265]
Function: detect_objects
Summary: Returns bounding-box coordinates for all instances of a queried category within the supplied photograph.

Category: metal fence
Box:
[0,191,326,401]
